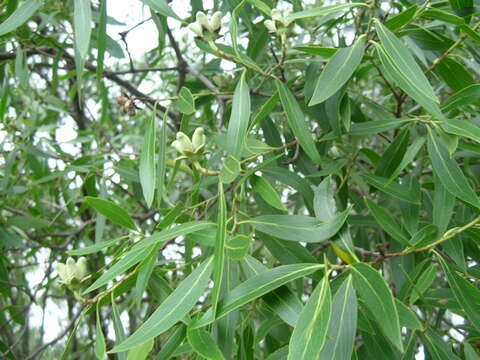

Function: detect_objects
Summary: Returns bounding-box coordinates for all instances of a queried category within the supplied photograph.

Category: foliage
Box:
[1,0,480,359]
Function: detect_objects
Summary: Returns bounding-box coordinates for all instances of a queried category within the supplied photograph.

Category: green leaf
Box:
[241,255,303,326]
[387,137,425,182]
[408,263,437,304]
[226,234,251,260]
[365,198,410,246]
[0,0,43,36]
[464,343,480,360]
[441,119,480,144]
[249,93,279,131]
[211,182,226,319]
[74,0,92,59]
[187,326,225,360]
[112,294,127,360]
[441,84,480,112]
[127,340,153,360]
[111,257,213,353]
[351,263,403,352]
[67,236,128,256]
[385,5,418,30]
[309,35,366,105]
[375,126,410,178]
[134,246,158,307]
[175,87,195,115]
[95,305,106,360]
[83,245,152,294]
[374,20,444,120]
[395,299,423,330]
[250,208,351,243]
[153,325,186,360]
[252,176,286,211]
[85,197,137,231]
[195,263,323,328]
[220,155,241,184]
[433,175,455,234]
[294,46,338,57]
[421,329,461,360]
[226,71,250,159]
[313,176,337,222]
[157,106,168,207]
[139,0,180,20]
[285,3,367,21]
[438,256,480,332]
[349,118,410,136]
[140,115,156,208]
[287,274,332,360]
[427,128,480,209]
[421,8,465,25]
[363,174,420,204]
[276,80,321,164]
[320,276,357,360]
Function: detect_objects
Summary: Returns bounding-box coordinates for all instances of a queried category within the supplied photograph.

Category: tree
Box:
[1,0,480,358]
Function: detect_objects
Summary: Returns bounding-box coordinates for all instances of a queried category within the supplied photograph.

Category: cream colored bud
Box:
[66,258,76,281]
[192,127,205,150]
[76,257,88,279]
[188,22,203,37]
[174,132,194,154]
[264,20,277,33]
[271,10,282,21]
[56,263,68,281]
[210,11,222,31]
[196,12,209,29]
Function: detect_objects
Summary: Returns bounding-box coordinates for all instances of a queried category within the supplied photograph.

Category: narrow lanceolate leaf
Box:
[388,137,425,182]
[139,0,180,20]
[83,245,152,294]
[285,3,367,21]
[67,235,128,256]
[427,128,480,209]
[85,197,137,231]
[187,326,225,360]
[441,119,480,144]
[320,275,357,360]
[96,0,107,83]
[74,0,92,59]
[349,118,410,136]
[365,198,410,246]
[252,176,287,211]
[374,20,444,120]
[111,258,213,353]
[211,182,227,319]
[351,263,403,352]
[276,80,321,164]
[226,71,250,159]
[140,115,156,207]
[438,256,480,332]
[0,0,43,36]
[112,294,127,360]
[126,340,153,360]
[309,35,366,105]
[288,275,332,360]
[363,174,420,204]
[220,155,241,184]
[250,208,350,243]
[157,106,168,207]
[441,84,480,112]
[195,263,323,328]
[95,305,107,360]
[313,176,337,221]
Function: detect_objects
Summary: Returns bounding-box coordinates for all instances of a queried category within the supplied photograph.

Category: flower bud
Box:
[271,9,283,21]
[210,11,222,31]
[174,132,194,154]
[66,258,77,281]
[196,11,209,29]
[56,263,68,281]
[192,127,205,151]
[264,20,277,33]
[76,257,88,279]
[188,22,203,37]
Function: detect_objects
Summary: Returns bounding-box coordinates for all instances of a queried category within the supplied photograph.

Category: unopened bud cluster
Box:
[188,11,223,41]
[172,127,206,159]
[264,9,292,35]
[56,257,88,290]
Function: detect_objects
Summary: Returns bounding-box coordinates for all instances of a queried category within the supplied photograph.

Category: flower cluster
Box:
[56,257,88,289]
[188,11,223,41]
[172,127,206,159]
[264,9,292,35]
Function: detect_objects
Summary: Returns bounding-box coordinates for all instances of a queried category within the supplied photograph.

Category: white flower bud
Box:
[264,19,277,33]
[174,132,194,154]
[271,9,283,21]
[56,263,68,281]
[210,11,222,31]
[192,127,205,150]
[76,257,88,279]
[66,258,76,281]
[196,11,209,29]
[188,22,203,37]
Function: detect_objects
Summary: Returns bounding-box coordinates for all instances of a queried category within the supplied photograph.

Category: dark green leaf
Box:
[85,197,137,231]
[226,71,250,159]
